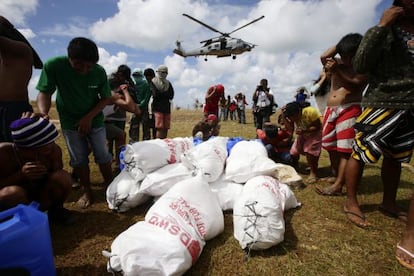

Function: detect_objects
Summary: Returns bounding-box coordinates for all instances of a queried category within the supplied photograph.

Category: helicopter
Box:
[173,13,265,61]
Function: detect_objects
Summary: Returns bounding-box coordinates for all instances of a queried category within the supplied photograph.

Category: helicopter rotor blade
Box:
[182,13,226,36]
[228,15,265,35]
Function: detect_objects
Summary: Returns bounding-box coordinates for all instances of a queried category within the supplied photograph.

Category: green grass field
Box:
[47,108,414,276]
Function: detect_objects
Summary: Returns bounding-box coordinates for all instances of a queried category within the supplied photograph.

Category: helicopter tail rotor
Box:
[173,40,185,57]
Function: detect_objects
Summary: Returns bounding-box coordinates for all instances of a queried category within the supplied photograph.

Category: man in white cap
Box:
[150,65,174,139]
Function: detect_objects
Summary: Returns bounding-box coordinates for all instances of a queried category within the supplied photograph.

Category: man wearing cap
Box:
[294,87,310,108]
[204,84,225,118]
[0,16,43,143]
[150,65,174,139]
[130,68,152,142]
[0,113,72,224]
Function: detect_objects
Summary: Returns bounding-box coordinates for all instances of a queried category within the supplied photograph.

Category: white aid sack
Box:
[181,137,228,183]
[123,138,193,181]
[277,181,302,211]
[272,163,303,188]
[233,175,299,250]
[146,175,224,241]
[225,140,278,183]
[106,170,150,213]
[140,163,194,197]
[105,220,205,276]
[209,176,244,211]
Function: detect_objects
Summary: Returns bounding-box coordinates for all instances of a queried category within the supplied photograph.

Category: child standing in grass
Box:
[315,33,367,196]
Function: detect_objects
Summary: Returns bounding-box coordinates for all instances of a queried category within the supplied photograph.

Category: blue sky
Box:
[2,0,392,109]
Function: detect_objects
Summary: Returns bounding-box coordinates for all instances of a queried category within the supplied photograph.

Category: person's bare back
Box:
[0,37,33,101]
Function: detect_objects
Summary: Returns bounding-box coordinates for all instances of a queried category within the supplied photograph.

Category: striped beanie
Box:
[10,116,59,148]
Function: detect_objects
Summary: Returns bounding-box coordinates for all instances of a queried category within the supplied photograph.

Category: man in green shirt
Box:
[36,37,137,208]
[129,68,152,142]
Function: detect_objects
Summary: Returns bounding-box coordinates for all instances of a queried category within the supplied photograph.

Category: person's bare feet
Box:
[320,176,336,183]
[315,184,344,196]
[77,192,94,209]
[379,205,408,222]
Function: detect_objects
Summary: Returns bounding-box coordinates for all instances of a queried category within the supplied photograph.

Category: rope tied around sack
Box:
[102,250,122,275]
[123,155,137,171]
[234,201,267,261]
[112,192,129,213]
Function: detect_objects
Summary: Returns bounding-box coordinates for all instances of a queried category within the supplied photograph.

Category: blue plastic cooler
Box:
[0,203,56,276]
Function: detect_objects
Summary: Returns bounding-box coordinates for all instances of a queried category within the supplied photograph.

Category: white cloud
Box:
[40,17,92,38]
[28,74,40,101]
[17,28,36,39]
[98,48,129,75]
[0,0,37,26]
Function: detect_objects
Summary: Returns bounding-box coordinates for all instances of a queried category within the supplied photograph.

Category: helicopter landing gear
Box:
[232,55,236,60]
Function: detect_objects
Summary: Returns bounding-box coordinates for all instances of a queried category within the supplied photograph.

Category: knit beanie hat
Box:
[10,116,59,148]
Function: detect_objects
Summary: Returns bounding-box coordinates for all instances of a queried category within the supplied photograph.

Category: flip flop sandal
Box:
[396,243,414,270]
[343,206,369,228]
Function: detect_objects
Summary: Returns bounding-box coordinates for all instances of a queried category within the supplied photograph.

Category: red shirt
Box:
[257,128,292,153]
[205,84,224,114]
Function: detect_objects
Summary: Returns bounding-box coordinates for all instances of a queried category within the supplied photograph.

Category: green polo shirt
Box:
[36,56,111,130]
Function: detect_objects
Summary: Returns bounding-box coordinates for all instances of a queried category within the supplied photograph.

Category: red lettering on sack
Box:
[213,148,226,162]
[148,215,158,224]
[169,224,180,235]
[158,219,169,230]
[147,213,201,264]
[187,240,201,264]
[165,138,177,164]
[180,232,190,246]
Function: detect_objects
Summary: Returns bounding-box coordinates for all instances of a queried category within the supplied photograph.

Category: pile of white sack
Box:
[104,137,302,276]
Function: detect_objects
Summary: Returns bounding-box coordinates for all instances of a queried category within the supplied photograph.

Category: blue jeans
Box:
[265,144,294,166]
[62,127,112,167]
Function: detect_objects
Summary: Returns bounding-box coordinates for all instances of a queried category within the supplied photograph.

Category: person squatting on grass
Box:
[343,0,414,231]
[192,114,221,141]
[256,122,294,166]
[282,101,322,184]
[0,113,73,224]
[36,37,138,209]
[315,33,368,196]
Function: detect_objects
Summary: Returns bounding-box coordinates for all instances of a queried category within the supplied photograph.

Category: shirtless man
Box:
[0,16,43,142]
[315,33,368,196]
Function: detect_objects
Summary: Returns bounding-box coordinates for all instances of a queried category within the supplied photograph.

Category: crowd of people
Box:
[1,0,414,270]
